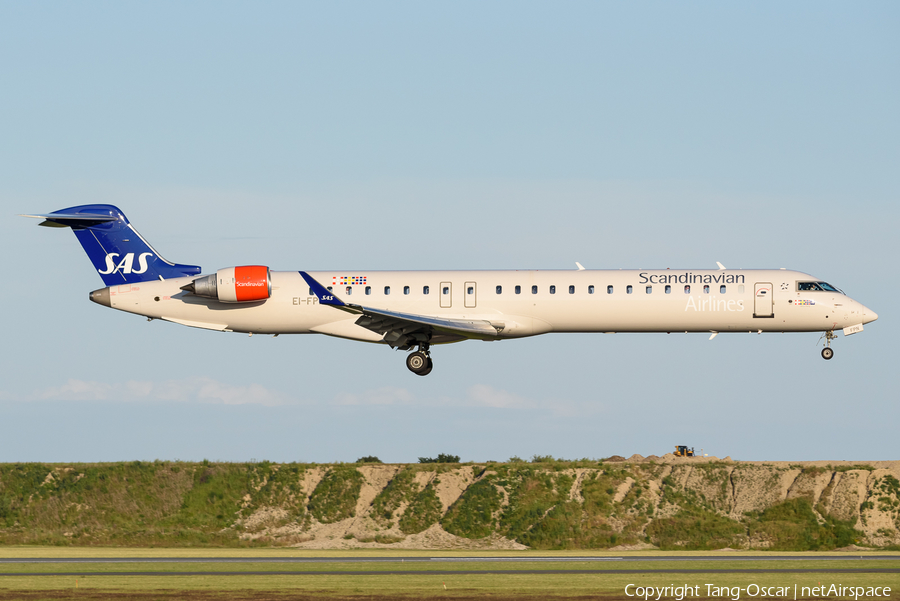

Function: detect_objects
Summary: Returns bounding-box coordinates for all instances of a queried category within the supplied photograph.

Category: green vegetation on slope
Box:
[306,466,363,524]
[0,461,251,546]
[0,461,896,550]
[748,498,859,551]
[398,478,443,534]
[441,476,502,538]
[370,468,415,526]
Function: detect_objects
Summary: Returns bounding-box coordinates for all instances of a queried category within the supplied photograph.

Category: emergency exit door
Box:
[754,282,773,318]
[464,281,477,308]
[440,282,452,308]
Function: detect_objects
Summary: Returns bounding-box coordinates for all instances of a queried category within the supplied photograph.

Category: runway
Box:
[1,555,897,577]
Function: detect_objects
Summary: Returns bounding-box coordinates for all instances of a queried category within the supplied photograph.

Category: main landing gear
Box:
[406,344,433,376]
[821,330,836,360]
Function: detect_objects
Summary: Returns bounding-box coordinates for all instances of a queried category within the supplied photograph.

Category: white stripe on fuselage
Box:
[105,269,871,340]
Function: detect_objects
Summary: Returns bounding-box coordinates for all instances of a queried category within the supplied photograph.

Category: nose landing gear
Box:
[406,344,433,376]
[821,330,836,360]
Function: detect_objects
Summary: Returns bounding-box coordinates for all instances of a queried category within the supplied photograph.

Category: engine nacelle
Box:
[183,266,272,303]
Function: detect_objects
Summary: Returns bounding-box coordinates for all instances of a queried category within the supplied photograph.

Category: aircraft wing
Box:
[299,271,501,349]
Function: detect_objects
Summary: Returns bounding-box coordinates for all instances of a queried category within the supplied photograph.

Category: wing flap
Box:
[298,271,500,349]
[354,306,499,337]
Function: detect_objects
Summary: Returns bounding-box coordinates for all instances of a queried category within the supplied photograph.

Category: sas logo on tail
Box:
[98,252,153,275]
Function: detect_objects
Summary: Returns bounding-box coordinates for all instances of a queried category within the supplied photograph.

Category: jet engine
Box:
[181,266,272,303]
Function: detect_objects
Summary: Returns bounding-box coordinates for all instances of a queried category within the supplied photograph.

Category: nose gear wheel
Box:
[820,330,837,360]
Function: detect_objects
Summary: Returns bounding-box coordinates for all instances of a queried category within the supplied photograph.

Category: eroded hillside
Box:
[1,457,898,550]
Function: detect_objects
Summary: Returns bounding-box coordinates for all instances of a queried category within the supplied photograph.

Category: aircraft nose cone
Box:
[862,306,878,324]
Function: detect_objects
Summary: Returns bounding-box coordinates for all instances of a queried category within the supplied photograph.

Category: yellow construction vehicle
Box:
[674,445,695,457]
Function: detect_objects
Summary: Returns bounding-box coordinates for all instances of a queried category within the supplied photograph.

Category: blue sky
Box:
[1,2,898,462]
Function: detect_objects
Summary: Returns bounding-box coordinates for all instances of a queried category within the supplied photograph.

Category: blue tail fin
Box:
[24,204,201,286]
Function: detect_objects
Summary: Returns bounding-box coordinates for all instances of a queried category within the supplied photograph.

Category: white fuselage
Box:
[101,269,877,343]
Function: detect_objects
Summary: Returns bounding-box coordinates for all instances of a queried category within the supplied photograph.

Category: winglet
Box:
[299,271,346,306]
[716,262,726,270]
[575,262,585,271]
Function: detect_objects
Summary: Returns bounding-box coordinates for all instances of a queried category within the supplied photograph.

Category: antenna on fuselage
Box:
[716,262,726,270]
[575,262,586,271]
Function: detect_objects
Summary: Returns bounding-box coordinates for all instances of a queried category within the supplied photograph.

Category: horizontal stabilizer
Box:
[24,205,201,286]
[21,213,120,228]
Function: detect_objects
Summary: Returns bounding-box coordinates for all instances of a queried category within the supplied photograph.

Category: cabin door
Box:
[440,282,452,308]
[754,282,773,318]
[464,281,477,308]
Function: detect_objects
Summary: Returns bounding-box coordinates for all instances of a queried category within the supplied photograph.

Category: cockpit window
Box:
[798,281,842,293]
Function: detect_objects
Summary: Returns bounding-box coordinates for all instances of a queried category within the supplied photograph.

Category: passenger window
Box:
[532,285,538,294]
[665,285,671,294]
[568,285,575,294]
[467,286,474,294]
[515,285,521,294]
[703,285,710,294]
[423,286,429,295]
[646,285,652,294]
[738,285,745,293]
[607,285,613,294]
[684,285,690,294]
[404,286,410,295]
[720,285,726,294]
[442,286,449,295]
[346,286,352,295]
[327,286,333,292]
[626,285,633,294]
[588,285,594,294]
[309,288,314,295]
[496,285,502,294]
[550,285,556,294]
[384,286,390,295]
[365,286,371,295]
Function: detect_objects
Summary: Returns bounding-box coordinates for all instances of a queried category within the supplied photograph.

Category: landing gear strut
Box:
[821,330,836,360]
[406,344,433,376]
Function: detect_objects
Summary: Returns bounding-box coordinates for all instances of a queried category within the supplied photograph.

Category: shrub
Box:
[418,454,460,464]
[356,456,382,464]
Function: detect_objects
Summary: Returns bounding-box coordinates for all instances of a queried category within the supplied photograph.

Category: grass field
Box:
[0,549,897,600]
[0,571,898,600]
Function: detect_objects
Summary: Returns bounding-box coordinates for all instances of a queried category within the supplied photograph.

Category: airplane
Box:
[23,205,878,375]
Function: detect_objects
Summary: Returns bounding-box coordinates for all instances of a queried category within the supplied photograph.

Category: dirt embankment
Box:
[2,458,898,550]
[232,458,900,550]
